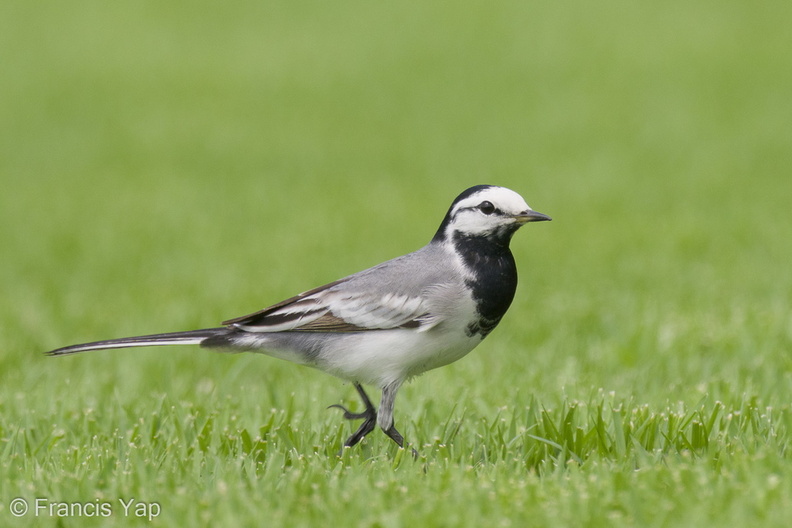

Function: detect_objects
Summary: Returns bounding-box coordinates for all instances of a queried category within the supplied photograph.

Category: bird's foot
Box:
[327,404,373,422]
[384,424,420,459]
[329,383,379,454]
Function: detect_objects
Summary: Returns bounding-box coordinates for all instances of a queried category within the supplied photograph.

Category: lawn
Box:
[1,1,791,526]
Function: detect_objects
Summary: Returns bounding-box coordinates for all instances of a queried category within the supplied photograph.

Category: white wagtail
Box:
[47,185,550,452]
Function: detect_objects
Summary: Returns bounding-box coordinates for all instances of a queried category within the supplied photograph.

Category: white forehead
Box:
[452,186,531,214]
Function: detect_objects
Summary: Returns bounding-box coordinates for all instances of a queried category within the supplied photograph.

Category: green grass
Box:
[2,0,792,526]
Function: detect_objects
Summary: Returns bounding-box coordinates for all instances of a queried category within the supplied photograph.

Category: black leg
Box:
[379,382,419,458]
[382,424,404,447]
[328,383,378,451]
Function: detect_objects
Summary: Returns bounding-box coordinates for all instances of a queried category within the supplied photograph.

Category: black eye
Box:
[479,201,495,215]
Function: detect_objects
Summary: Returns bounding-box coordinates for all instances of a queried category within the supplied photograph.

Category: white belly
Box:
[313,323,484,388]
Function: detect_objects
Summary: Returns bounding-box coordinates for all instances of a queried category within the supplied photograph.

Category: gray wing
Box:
[223,246,453,333]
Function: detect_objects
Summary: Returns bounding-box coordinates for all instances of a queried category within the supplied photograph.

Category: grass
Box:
[2,0,792,526]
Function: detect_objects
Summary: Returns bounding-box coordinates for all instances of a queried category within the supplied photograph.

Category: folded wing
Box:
[223,278,435,333]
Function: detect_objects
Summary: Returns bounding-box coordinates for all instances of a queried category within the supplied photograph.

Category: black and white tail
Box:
[45,328,229,356]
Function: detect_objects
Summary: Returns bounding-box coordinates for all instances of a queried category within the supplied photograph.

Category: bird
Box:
[46,185,551,453]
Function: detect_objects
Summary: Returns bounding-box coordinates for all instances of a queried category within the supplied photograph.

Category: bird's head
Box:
[432,185,551,245]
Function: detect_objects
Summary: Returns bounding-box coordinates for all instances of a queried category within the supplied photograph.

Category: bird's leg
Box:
[328,382,376,420]
[377,381,404,447]
[329,382,377,450]
[378,381,418,458]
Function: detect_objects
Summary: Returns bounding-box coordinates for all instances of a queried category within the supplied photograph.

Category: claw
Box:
[330,382,379,452]
[327,404,372,421]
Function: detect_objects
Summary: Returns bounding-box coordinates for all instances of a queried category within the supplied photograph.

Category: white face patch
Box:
[445,187,534,238]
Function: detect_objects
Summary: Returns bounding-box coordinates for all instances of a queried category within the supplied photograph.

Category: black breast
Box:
[453,233,518,338]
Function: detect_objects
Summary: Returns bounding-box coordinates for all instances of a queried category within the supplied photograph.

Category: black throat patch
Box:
[453,232,519,338]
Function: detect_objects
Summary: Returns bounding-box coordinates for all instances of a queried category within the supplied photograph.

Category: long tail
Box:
[45,328,229,356]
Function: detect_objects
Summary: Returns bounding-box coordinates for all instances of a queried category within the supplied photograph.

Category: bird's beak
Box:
[514,210,552,224]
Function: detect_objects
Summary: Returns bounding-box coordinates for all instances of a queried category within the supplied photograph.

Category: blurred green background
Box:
[1,0,791,526]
